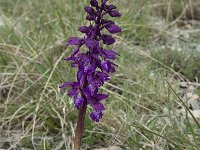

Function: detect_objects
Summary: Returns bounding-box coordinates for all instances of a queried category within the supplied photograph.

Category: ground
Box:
[0,0,200,149]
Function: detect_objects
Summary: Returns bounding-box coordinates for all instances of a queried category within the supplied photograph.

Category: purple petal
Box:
[108,65,116,73]
[60,81,79,89]
[80,75,86,86]
[71,62,78,67]
[96,72,109,78]
[84,6,95,14]
[74,95,84,108]
[67,88,79,97]
[102,34,115,45]
[102,49,118,59]
[108,10,121,17]
[106,24,122,34]
[92,80,102,87]
[90,111,103,122]
[64,56,76,61]
[93,102,105,111]
[59,82,73,89]
[77,70,83,80]
[79,26,91,33]
[71,47,80,56]
[102,19,114,25]
[96,94,108,101]
[67,37,82,46]
[85,38,98,49]
[101,60,109,72]
[100,60,116,73]
[86,15,95,21]
[77,70,86,86]
[107,5,117,10]
[88,60,96,74]
[87,74,94,83]
[83,59,96,74]
[83,60,91,73]
[90,0,98,7]
[87,84,98,97]
[87,74,101,87]
[71,82,80,87]
[96,72,110,83]
[82,89,92,103]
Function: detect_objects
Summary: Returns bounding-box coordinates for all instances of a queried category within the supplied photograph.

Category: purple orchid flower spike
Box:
[61,0,121,122]
[60,0,121,149]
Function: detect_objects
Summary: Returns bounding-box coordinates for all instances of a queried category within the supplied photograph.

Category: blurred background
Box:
[0,0,200,149]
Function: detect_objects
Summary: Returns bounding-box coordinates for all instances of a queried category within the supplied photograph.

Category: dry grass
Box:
[0,0,200,149]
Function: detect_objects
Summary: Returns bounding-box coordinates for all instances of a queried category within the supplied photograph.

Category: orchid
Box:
[61,0,121,122]
[60,0,121,149]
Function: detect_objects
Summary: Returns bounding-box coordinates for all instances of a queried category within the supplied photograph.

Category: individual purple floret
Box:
[60,0,121,122]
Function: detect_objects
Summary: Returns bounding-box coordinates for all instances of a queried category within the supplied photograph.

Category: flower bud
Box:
[86,15,95,21]
[90,0,98,7]
[84,6,95,15]
[106,24,122,34]
[108,10,121,17]
[79,26,90,33]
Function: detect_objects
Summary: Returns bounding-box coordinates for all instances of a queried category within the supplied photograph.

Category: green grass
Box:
[0,0,200,149]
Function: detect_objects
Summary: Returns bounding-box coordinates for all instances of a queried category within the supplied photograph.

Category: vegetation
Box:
[0,0,200,149]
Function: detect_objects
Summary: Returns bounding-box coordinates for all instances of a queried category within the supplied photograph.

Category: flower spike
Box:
[60,0,121,122]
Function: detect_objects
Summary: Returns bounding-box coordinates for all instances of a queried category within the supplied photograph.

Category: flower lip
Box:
[101,49,119,59]
[86,84,98,97]
[90,111,103,122]
[100,60,116,73]
[96,94,108,101]
[85,38,98,49]
[67,88,79,97]
[74,95,84,108]
[93,102,105,111]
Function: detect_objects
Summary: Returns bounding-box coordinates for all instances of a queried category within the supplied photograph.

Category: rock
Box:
[181,92,194,102]
[186,92,193,99]
[179,82,188,88]
[177,108,186,116]
[188,96,200,110]
[187,85,195,91]
[190,110,200,119]
[178,109,200,119]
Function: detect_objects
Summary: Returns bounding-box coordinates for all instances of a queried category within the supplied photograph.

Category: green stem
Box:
[73,103,87,150]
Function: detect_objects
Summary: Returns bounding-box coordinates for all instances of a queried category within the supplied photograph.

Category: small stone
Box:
[177,108,186,115]
[179,82,187,88]
[187,94,200,110]
[186,92,193,99]
[190,110,200,119]
[187,85,195,91]
[192,94,200,100]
